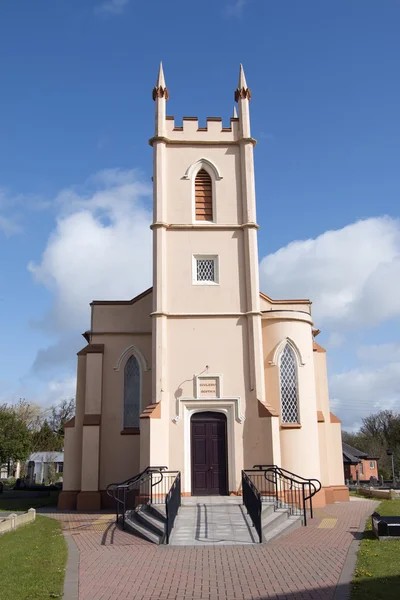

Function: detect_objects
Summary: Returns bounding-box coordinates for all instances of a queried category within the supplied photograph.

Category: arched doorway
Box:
[191,411,228,495]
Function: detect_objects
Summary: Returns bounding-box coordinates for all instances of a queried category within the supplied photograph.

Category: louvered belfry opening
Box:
[195,169,213,221]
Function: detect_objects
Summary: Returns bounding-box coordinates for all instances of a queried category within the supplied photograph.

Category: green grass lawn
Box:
[351,499,400,599]
[0,515,67,600]
[0,491,59,512]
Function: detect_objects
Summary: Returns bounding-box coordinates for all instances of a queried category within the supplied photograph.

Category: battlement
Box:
[164,115,240,142]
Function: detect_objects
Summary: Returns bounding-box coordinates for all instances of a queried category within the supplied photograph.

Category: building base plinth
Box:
[76,491,101,511]
[58,491,79,510]
[324,485,350,504]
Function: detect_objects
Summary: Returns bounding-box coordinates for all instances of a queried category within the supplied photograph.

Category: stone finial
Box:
[152,62,169,101]
[235,64,251,102]
[233,106,238,118]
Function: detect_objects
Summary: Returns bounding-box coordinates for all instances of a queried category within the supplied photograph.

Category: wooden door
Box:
[191,412,228,495]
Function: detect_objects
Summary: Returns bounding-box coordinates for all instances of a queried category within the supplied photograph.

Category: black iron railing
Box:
[246,465,321,526]
[106,466,167,529]
[242,470,262,542]
[166,471,181,544]
[106,466,181,542]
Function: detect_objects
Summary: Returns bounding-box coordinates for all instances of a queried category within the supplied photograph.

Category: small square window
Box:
[193,255,219,285]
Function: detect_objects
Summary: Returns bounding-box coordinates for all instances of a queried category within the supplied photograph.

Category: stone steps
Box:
[122,499,304,545]
[123,504,166,544]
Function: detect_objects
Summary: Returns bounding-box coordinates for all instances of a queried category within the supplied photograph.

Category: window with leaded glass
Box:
[279,344,300,424]
[124,355,141,428]
[193,255,219,284]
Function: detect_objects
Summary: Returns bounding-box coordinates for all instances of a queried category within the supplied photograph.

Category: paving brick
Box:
[40,499,376,599]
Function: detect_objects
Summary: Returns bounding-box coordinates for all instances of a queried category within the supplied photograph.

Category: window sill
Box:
[280,423,302,429]
[120,428,140,435]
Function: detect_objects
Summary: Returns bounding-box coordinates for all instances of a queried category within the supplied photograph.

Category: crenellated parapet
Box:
[148,115,255,145]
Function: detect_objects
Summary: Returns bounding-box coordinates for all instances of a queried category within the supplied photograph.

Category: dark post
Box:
[386,450,395,484]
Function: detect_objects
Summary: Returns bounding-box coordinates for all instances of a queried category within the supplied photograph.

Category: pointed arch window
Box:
[124,355,141,428]
[195,169,213,221]
[279,344,300,424]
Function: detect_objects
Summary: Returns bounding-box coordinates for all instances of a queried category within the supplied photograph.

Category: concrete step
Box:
[262,514,303,543]
[261,503,276,519]
[262,507,291,533]
[123,514,163,545]
[134,505,166,538]
[148,504,167,521]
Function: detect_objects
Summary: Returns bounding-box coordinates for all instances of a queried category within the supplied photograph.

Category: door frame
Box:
[190,411,228,496]
[183,403,236,495]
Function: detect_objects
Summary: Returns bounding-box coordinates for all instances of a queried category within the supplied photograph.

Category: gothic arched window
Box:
[279,344,300,424]
[124,355,141,428]
[195,169,213,221]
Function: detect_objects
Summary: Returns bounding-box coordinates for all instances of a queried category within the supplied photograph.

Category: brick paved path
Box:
[42,498,376,600]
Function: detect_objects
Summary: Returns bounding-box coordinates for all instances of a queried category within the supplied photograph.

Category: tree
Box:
[0,405,32,466]
[31,421,63,453]
[48,398,75,438]
[343,409,400,479]
[12,399,43,431]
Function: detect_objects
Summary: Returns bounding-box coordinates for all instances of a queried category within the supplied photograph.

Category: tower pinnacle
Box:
[152,62,169,101]
[235,64,251,102]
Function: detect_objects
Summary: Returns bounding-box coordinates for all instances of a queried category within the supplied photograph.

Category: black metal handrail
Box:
[106,465,168,529]
[166,471,181,544]
[242,470,262,542]
[247,465,321,526]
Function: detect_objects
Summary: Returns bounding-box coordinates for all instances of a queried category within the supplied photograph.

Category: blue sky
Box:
[0,0,399,428]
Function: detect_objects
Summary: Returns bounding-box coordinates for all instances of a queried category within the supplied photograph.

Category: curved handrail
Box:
[106,465,168,529]
[254,464,321,490]
[106,465,168,497]
[250,464,322,526]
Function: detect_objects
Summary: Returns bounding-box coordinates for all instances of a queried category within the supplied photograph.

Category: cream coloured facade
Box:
[59,65,348,511]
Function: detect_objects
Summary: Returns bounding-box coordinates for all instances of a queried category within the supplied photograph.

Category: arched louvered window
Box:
[195,169,213,221]
[124,355,141,428]
[279,344,300,424]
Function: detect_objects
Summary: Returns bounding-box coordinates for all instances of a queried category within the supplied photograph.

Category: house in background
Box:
[25,452,64,485]
[342,442,379,482]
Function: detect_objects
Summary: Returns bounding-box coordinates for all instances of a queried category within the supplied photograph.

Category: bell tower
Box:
[147,64,269,491]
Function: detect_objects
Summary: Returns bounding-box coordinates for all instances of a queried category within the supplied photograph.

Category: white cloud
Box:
[225,0,251,17]
[0,215,22,236]
[330,362,400,431]
[357,343,400,364]
[95,0,131,15]
[28,168,152,332]
[260,217,400,329]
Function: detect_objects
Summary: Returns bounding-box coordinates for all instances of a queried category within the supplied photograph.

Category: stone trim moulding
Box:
[140,402,161,419]
[280,423,302,429]
[113,344,151,372]
[269,337,306,367]
[151,311,261,318]
[83,414,101,426]
[91,331,152,336]
[77,344,104,356]
[120,427,140,435]
[183,157,223,181]
[150,222,260,231]
[330,412,341,423]
[172,397,244,424]
[258,401,278,417]
[148,136,257,147]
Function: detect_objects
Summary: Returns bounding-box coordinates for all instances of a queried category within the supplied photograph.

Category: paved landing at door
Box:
[168,496,258,546]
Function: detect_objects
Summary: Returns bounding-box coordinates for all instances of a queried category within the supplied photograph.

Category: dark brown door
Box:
[191,412,228,495]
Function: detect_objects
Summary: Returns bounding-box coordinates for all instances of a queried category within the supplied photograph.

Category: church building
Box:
[59,65,348,511]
